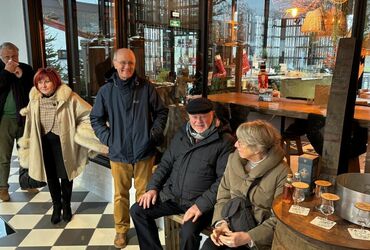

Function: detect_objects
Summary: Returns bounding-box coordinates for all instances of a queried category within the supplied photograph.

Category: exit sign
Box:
[170,19,181,28]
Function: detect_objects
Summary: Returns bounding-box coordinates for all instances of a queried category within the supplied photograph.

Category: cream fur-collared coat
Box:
[18,84,108,182]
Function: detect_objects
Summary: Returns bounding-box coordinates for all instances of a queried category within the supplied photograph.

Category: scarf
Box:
[186,118,218,144]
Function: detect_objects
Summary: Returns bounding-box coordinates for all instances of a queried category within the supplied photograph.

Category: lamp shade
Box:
[301,8,324,33]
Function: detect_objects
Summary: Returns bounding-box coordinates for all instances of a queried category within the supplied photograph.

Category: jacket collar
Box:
[233,144,285,180]
[29,83,72,102]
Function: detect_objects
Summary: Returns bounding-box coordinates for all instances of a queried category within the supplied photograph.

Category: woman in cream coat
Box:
[18,68,107,224]
[202,120,291,250]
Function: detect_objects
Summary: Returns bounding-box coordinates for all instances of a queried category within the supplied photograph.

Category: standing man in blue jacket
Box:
[90,48,168,249]
[130,98,235,250]
[0,42,34,201]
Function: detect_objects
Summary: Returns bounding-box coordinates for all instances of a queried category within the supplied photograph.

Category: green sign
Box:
[170,19,181,28]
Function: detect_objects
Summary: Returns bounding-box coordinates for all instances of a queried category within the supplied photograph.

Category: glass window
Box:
[42,0,68,81]
[76,0,116,101]
[210,0,356,99]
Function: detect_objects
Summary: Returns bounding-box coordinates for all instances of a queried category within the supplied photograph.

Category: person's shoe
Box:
[0,188,10,202]
[51,204,62,224]
[114,233,127,249]
[62,204,72,222]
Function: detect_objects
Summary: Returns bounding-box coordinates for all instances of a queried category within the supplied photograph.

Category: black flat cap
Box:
[186,98,213,114]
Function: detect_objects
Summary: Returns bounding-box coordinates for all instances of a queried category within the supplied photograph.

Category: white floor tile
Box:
[88,228,116,245]
[19,229,63,247]
[29,192,51,202]
[8,214,43,229]
[124,246,140,250]
[51,246,87,250]
[103,202,114,214]
[7,175,18,183]
[0,202,26,214]
[0,247,16,250]
[64,214,101,229]
[83,192,108,202]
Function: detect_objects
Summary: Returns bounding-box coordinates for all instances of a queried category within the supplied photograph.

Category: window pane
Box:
[76,0,116,101]
[42,0,68,82]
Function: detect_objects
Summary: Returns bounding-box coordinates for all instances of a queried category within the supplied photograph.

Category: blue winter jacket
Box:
[90,73,169,163]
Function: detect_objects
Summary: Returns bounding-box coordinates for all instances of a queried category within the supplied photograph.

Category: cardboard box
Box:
[298,154,319,195]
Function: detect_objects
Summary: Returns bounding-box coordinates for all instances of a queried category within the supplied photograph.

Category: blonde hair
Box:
[236,120,281,153]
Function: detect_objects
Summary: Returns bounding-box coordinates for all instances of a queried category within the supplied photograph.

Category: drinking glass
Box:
[314,180,332,210]
[319,197,334,226]
[354,202,370,237]
[319,193,340,227]
[291,182,309,213]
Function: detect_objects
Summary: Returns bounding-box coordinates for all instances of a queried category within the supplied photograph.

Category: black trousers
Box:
[201,238,250,250]
[41,132,73,206]
[130,199,213,250]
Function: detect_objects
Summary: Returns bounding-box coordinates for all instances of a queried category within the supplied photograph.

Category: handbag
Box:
[221,177,261,232]
[19,167,47,189]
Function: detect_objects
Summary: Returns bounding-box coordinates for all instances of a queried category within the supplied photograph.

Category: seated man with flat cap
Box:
[131,97,235,250]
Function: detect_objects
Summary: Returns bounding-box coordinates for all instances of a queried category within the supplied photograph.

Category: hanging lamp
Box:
[301,8,325,33]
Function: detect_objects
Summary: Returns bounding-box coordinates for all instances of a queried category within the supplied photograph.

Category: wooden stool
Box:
[164,214,212,250]
[281,134,304,166]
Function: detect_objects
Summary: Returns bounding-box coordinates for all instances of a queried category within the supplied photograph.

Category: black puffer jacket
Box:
[0,60,34,125]
[147,122,235,213]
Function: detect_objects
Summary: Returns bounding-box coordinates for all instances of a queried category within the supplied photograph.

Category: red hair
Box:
[33,68,62,90]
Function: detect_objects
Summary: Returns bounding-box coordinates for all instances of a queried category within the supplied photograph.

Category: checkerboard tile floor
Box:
[0,156,165,249]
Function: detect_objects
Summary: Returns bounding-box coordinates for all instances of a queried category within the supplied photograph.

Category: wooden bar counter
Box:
[271,194,370,249]
[208,92,370,172]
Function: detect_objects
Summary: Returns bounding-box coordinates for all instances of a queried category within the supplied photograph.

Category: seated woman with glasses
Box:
[202,120,291,250]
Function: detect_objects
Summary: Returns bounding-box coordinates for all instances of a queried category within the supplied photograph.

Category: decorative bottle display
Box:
[258,62,268,89]
[283,173,294,203]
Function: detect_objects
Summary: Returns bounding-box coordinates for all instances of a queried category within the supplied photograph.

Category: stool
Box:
[281,134,304,166]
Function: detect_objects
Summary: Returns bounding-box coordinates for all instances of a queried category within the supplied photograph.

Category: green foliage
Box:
[44,27,68,81]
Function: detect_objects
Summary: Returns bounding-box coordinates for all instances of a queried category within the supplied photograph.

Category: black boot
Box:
[61,179,73,222]
[51,203,62,224]
[47,178,62,224]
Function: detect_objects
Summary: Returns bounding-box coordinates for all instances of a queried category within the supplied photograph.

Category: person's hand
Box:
[219,231,252,248]
[4,59,19,73]
[210,221,231,246]
[182,204,202,223]
[138,190,158,209]
[14,66,23,78]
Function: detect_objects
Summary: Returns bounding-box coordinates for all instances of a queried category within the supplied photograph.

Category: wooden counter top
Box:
[272,194,370,249]
[208,92,370,123]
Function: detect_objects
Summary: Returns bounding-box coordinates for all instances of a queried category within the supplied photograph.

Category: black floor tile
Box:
[75,202,108,214]
[97,214,115,228]
[71,191,89,202]
[33,215,68,229]
[8,191,38,202]
[54,228,95,246]
[0,229,30,246]
[18,202,52,214]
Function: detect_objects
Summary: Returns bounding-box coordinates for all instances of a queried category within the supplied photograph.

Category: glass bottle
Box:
[283,173,294,203]
[293,172,301,182]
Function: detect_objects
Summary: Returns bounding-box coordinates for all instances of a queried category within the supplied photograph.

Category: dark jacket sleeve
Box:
[0,67,13,90]
[146,140,175,191]
[90,87,111,146]
[148,84,169,145]
[195,133,235,213]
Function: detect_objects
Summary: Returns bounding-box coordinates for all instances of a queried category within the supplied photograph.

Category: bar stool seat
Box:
[281,133,304,166]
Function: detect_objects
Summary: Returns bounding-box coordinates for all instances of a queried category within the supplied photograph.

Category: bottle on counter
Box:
[283,173,294,203]
[293,172,301,182]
